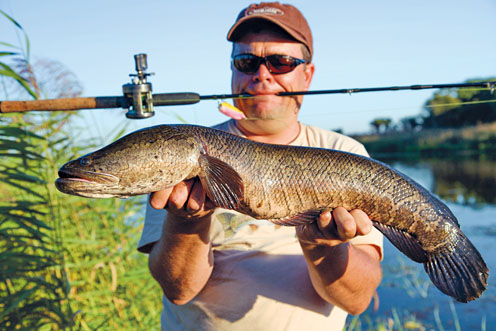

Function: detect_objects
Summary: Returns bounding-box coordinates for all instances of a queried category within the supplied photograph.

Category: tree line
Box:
[370,78,496,134]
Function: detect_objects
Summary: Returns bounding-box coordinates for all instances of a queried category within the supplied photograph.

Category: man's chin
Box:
[241,101,281,118]
[245,109,279,120]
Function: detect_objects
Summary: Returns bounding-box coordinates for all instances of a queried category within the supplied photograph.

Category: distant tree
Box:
[370,117,393,134]
[422,78,496,128]
[401,116,420,131]
[371,119,382,133]
[383,118,392,132]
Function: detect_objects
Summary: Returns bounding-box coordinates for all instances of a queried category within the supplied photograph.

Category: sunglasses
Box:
[232,54,306,75]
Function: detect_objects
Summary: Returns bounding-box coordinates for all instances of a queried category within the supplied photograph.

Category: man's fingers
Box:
[168,179,195,210]
[187,180,206,211]
[333,207,357,240]
[149,187,173,209]
[350,209,372,236]
[317,210,332,227]
[298,208,373,246]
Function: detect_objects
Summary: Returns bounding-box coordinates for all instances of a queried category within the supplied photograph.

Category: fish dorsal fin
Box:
[373,221,427,263]
[268,210,323,226]
[198,154,244,210]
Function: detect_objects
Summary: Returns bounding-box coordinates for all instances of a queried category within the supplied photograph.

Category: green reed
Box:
[0,112,163,329]
[1,11,162,328]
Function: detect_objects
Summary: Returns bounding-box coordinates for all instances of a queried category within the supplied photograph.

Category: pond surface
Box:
[351,155,496,330]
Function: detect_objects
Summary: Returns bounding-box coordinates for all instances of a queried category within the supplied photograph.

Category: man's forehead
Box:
[233,31,303,54]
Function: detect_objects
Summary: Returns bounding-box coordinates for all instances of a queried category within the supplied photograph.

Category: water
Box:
[351,155,496,330]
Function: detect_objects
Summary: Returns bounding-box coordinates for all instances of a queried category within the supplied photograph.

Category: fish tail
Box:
[424,230,488,302]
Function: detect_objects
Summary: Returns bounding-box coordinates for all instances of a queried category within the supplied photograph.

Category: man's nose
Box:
[252,62,273,82]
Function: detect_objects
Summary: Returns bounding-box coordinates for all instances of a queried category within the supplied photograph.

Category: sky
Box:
[1,0,495,141]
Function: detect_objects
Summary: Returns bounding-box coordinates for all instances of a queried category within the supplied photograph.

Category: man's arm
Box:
[147,178,381,310]
[148,179,215,305]
[296,208,382,315]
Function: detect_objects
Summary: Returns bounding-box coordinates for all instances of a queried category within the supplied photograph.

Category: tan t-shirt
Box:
[138,120,383,331]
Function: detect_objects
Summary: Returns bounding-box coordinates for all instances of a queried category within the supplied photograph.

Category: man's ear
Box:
[303,63,315,90]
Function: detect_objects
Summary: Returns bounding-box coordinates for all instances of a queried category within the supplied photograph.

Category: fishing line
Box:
[425,99,496,109]
[298,99,496,119]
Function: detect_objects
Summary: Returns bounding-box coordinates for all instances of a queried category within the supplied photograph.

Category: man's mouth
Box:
[244,91,281,97]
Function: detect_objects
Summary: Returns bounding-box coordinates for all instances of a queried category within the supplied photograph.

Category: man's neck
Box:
[235,120,301,145]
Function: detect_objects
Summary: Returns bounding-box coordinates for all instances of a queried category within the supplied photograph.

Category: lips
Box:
[245,91,280,96]
[243,86,283,96]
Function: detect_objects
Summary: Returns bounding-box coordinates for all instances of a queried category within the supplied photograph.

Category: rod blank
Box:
[1,82,493,114]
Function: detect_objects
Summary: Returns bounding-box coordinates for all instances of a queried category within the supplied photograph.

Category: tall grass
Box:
[0,117,74,329]
[1,11,162,329]
[0,112,163,329]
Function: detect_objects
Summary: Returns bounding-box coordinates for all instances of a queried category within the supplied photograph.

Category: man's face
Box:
[231,30,314,121]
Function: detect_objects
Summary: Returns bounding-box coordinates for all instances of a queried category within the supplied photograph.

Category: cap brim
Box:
[227,15,306,47]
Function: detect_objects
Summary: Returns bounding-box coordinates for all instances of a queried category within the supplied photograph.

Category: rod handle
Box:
[0,97,125,113]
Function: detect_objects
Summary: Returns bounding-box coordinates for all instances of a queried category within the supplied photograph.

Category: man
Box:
[138,2,383,330]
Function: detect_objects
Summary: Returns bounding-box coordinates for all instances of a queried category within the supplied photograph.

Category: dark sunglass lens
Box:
[233,54,304,74]
[233,55,260,74]
[266,55,296,74]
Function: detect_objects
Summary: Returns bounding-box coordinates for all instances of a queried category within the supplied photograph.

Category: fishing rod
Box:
[0,53,494,119]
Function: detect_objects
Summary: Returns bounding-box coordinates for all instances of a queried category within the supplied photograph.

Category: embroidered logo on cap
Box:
[247,7,284,16]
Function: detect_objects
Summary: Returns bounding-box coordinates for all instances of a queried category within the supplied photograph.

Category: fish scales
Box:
[55,124,488,302]
[193,125,424,228]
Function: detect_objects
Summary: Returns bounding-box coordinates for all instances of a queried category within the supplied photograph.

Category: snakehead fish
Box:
[55,124,488,302]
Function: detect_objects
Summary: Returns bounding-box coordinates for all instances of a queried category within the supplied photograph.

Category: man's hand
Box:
[296,207,381,314]
[296,207,373,246]
[148,177,216,305]
[149,178,216,219]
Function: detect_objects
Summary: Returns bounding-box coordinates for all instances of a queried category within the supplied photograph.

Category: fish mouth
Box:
[55,168,121,198]
[57,168,120,185]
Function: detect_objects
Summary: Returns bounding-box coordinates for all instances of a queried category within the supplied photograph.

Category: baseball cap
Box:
[227,2,313,60]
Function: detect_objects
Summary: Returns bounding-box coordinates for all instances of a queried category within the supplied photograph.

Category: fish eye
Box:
[80,157,92,166]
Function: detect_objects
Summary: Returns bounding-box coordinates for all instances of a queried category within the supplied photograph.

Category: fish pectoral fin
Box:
[268,210,323,226]
[373,221,427,263]
[198,154,244,210]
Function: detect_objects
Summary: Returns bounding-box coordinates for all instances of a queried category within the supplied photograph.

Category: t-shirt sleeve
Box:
[346,141,369,157]
[137,198,167,253]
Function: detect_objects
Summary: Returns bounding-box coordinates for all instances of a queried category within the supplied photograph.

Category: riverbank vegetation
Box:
[0,12,161,329]
[359,78,496,157]
[358,121,496,158]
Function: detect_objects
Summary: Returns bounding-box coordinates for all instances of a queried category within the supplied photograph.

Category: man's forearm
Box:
[300,242,382,315]
[148,213,214,305]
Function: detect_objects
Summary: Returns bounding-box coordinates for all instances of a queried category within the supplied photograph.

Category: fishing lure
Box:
[218,102,246,120]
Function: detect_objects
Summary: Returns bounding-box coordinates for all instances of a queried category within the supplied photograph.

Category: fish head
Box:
[55,125,201,198]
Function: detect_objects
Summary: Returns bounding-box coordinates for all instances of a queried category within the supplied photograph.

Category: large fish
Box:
[55,124,488,302]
